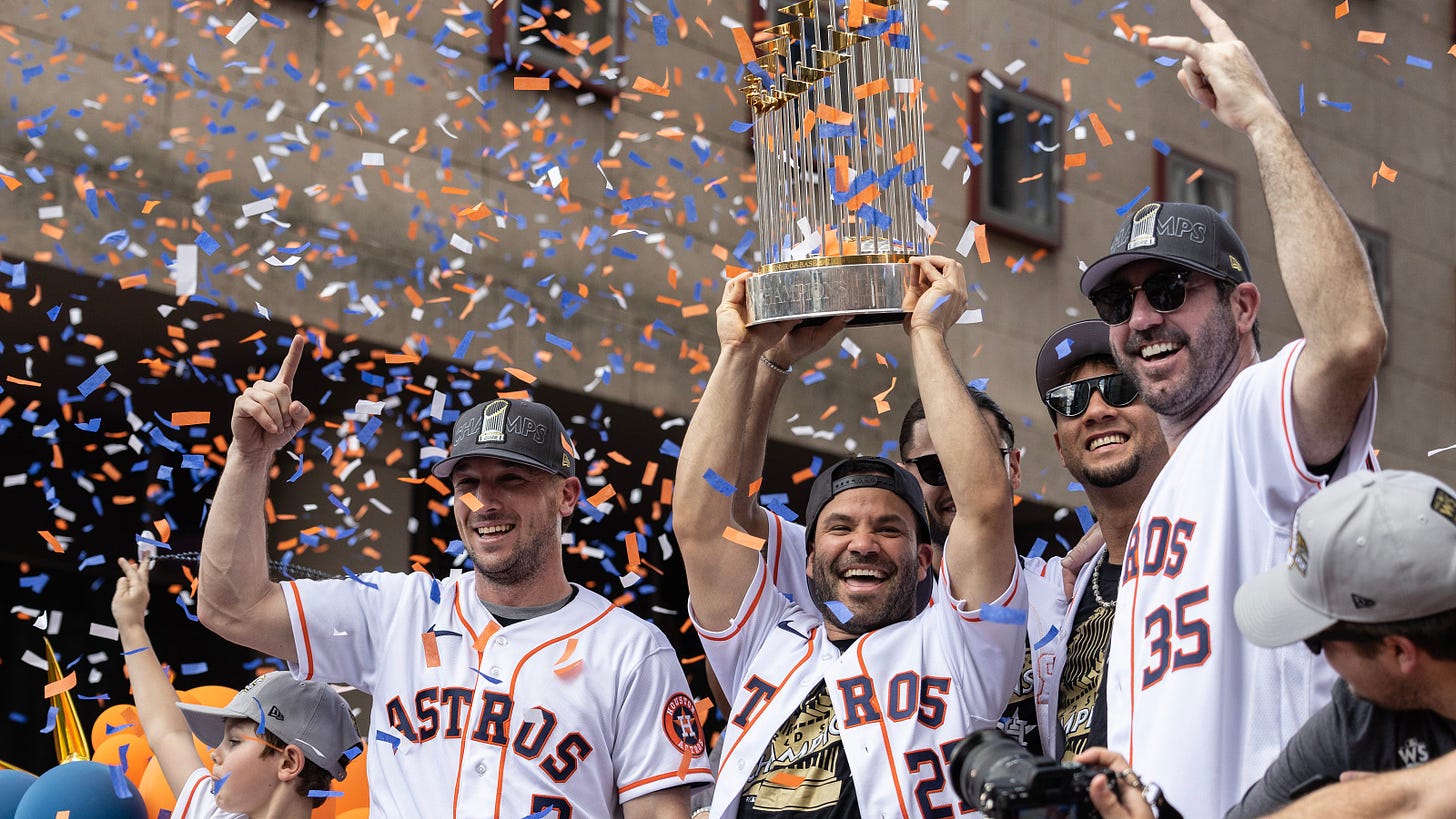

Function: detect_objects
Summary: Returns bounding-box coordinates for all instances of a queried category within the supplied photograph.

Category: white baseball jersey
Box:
[762,511,814,612]
[1106,340,1377,818]
[282,571,712,818]
[695,555,1025,817]
[1018,545,1104,758]
[171,767,243,819]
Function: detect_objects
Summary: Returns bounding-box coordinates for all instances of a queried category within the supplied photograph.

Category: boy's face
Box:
[209,719,283,813]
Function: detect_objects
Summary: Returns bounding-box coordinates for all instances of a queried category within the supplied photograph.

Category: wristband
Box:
[759,355,792,375]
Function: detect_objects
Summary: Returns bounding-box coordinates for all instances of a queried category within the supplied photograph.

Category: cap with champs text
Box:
[1079,202,1252,297]
[429,398,577,480]
[804,457,932,546]
[1234,470,1456,648]
[177,671,361,780]
[1034,319,1115,400]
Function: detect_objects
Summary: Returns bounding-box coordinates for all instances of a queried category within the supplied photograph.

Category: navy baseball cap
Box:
[804,457,931,545]
[1034,320,1114,400]
[429,398,577,480]
[1080,202,1251,296]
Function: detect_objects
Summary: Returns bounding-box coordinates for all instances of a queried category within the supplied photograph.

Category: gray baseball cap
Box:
[1235,470,1456,648]
[177,672,361,779]
[429,398,577,480]
[1080,202,1251,297]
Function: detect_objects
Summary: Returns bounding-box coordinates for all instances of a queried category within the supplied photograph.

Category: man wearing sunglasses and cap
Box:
[999,320,1169,761]
[1083,1,1387,815]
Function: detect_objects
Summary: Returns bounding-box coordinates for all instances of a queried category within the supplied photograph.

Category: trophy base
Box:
[745,257,916,326]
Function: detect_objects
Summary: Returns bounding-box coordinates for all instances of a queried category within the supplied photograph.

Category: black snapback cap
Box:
[1080,202,1251,296]
[803,457,931,545]
[429,398,576,479]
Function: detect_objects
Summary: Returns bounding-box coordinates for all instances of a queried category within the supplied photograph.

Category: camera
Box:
[948,728,1116,818]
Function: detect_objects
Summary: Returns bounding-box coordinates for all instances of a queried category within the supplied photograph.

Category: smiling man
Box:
[1000,320,1168,760]
[676,256,1023,817]
[197,337,710,818]
[1082,2,1387,816]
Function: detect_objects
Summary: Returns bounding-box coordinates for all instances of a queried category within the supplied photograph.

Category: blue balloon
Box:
[14,761,146,819]
[0,769,37,819]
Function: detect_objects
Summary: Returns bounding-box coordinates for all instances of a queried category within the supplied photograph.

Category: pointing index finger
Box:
[274,333,308,388]
[1189,0,1235,41]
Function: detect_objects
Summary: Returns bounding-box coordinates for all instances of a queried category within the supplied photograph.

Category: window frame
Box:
[1155,146,1238,229]
[966,72,1064,249]
[489,0,625,97]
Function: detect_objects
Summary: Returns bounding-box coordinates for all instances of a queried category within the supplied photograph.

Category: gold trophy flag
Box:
[741,0,930,325]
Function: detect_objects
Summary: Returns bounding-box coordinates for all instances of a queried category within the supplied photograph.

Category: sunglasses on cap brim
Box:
[1090,270,1207,326]
[1043,373,1139,418]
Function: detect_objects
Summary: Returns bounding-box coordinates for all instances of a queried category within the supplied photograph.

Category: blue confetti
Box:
[824,600,853,623]
[1055,338,1073,360]
[373,730,401,750]
[1028,538,1049,560]
[307,790,344,799]
[1115,186,1151,216]
[1150,138,1170,156]
[195,231,220,255]
[180,662,208,675]
[342,566,380,589]
[978,604,1028,625]
[1405,55,1433,70]
[1299,84,1305,117]
[175,594,199,622]
[1318,98,1352,112]
[1075,505,1094,532]
[1154,55,1180,67]
[77,365,110,397]
[1033,625,1061,650]
[1134,70,1157,88]
[652,15,669,46]
[109,763,135,799]
[701,468,735,497]
[729,120,754,133]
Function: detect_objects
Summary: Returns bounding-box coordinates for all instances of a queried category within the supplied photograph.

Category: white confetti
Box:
[362,152,385,166]
[1428,443,1456,457]
[226,12,257,44]
[174,244,198,297]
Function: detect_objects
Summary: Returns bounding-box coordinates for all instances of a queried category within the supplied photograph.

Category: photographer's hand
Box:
[1075,748,1156,819]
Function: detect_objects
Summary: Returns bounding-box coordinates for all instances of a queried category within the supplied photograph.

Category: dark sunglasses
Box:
[1302,627,1380,656]
[1043,373,1139,418]
[905,448,1010,487]
[1090,270,1203,326]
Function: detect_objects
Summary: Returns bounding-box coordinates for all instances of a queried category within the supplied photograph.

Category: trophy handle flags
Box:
[742,0,930,325]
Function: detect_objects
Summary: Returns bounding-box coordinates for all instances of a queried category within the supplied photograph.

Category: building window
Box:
[492,0,622,91]
[1352,222,1391,310]
[969,75,1062,247]
[1157,148,1236,225]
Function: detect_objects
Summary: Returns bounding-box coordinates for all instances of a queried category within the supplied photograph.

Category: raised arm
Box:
[675,276,797,631]
[1149,0,1385,466]
[197,334,309,661]
[112,558,205,797]
[732,318,851,540]
[905,256,1015,607]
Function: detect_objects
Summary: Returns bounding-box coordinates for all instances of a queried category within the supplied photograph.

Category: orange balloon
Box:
[332,742,369,814]
[137,757,179,818]
[174,689,198,705]
[184,685,238,710]
[310,796,338,819]
[335,809,370,819]
[92,731,155,787]
[90,703,142,749]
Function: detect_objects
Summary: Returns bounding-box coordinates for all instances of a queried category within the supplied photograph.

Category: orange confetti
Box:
[44,671,77,699]
[854,77,890,100]
[816,104,853,126]
[170,411,210,426]
[632,76,670,96]
[1063,153,1086,169]
[503,367,537,384]
[770,772,806,788]
[587,484,616,508]
[1333,1,1349,19]
[730,27,756,64]
[458,492,483,512]
[0,175,20,191]
[1088,112,1113,147]
[722,526,766,551]
[1063,52,1090,65]
[421,631,441,668]
[1356,30,1386,44]
[514,77,550,91]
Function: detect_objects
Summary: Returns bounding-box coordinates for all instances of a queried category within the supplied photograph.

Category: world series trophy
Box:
[742,0,930,325]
